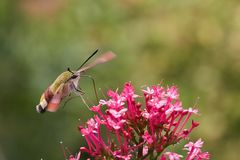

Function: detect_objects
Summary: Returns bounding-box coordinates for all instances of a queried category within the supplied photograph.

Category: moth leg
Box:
[62,96,78,109]
[72,83,90,110]
[80,74,99,103]
[79,94,91,110]
[72,83,85,95]
[77,87,85,95]
[75,92,91,110]
[75,87,85,95]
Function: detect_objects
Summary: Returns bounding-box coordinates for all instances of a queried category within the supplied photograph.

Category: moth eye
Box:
[71,75,78,79]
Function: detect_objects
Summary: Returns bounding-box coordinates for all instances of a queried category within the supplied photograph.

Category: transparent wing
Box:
[77,51,116,73]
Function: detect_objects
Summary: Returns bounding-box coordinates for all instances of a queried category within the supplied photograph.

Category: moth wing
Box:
[78,51,116,72]
[46,84,64,112]
[46,93,62,112]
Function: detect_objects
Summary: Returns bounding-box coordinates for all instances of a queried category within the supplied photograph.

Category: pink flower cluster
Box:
[184,139,210,160]
[70,82,210,160]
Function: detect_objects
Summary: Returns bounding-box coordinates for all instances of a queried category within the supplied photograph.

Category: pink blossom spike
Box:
[70,82,209,159]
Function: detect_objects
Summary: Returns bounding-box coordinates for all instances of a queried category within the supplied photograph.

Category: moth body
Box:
[35,50,116,113]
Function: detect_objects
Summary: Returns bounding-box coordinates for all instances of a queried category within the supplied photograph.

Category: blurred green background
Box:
[0,0,240,159]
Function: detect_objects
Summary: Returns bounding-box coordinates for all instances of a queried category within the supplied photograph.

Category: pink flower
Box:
[142,130,154,144]
[184,139,204,152]
[184,139,210,160]
[160,152,183,160]
[113,151,132,160]
[142,146,148,156]
[73,82,209,159]
[68,152,81,160]
[166,86,179,100]
[106,117,126,130]
[142,87,154,95]
[165,100,182,115]
[108,108,128,118]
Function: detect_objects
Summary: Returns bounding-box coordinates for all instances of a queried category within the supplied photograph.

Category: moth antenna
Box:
[77,49,99,70]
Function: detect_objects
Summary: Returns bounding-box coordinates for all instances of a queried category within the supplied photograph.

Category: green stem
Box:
[137,136,144,158]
